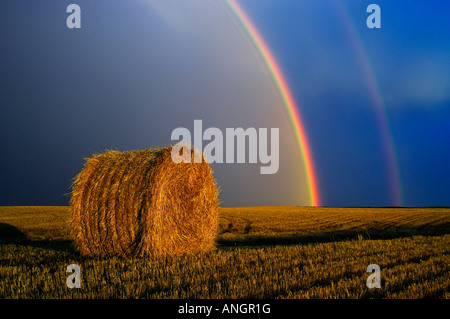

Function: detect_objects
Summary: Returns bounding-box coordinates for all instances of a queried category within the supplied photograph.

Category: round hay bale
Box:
[70,146,219,258]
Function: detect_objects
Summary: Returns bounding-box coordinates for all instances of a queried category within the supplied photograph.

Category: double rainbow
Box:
[225,0,320,206]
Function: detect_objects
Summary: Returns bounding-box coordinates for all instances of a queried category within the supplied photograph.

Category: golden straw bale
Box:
[70,146,219,257]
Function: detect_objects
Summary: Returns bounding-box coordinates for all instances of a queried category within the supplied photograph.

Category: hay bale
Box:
[70,146,219,258]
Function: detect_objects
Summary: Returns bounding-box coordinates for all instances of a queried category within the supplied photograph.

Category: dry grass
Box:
[218,206,450,244]
[0,206,449,299]
[0,206,72,241]
[70,146,219,257]
[1,206,448,243]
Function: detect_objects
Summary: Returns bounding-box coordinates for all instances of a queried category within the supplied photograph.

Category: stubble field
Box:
[0,206,449,298]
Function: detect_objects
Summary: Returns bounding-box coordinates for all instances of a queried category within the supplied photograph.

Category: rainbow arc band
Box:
[332,0,403,206]
[225,0,320,206]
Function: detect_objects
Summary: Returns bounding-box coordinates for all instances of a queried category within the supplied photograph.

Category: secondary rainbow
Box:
[332,1,403,206]
[225,0,320,206]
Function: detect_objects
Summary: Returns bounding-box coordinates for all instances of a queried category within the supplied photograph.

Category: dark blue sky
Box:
[1,0,449,207]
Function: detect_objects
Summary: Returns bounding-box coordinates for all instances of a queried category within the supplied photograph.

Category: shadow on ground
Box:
[1,222,449,252]
[217,225,450,247]
[0,222,75,253]
[0,222,28,242]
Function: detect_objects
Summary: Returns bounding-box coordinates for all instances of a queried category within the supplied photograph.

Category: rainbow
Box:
[332,1,403,206]
[224,0,320,206]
